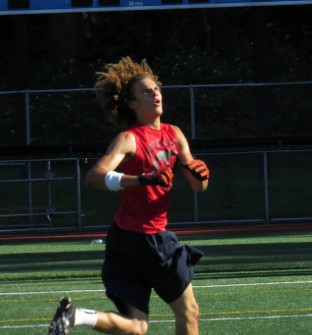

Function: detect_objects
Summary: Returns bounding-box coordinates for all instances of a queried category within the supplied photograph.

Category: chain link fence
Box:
[0,159,82,231]
[0,149,311,233]
[1,81,312,146]
[0,82,311,232]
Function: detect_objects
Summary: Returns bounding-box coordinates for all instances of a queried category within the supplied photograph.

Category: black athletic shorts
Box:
[101,223,204,315]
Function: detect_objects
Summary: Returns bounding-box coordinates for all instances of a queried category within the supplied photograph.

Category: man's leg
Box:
[93,304,148,335]
[169,283,200,335]
[48,297,148,335]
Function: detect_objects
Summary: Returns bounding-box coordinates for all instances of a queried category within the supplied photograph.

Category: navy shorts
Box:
[101,224,204,315]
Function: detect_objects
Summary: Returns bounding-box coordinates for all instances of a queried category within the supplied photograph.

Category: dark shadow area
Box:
[0,250,104,273]
[2,236,312,281]
[194,241,312,279]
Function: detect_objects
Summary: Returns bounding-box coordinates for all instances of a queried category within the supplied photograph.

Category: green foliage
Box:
[1,5,312,90]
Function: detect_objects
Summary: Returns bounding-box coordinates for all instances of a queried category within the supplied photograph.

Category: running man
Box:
[48,56,209,335]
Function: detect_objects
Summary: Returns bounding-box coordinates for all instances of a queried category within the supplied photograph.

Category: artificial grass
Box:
[1,232,312,334]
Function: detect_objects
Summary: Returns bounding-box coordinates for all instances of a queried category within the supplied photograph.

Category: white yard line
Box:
[1,279,312,296]
[1,314,312,330]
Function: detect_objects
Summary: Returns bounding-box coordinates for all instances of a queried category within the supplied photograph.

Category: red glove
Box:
[181,160,210,181]
[139,166,173,187]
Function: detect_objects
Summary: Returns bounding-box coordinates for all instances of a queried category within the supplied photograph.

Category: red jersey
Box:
[114,123,180,234]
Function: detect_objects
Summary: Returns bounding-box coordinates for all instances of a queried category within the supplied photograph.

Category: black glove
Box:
[138,166,173,187]
[181,160,210,181]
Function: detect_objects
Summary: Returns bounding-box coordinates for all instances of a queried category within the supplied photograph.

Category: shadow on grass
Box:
[194,241,312,279]
[2,238,312,281]
[0,250,104,274]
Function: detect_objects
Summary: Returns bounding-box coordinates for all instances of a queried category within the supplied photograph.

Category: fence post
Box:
[25,90,34,226]
[27,160,33,226]
[189,85,199,221]
[76,158,82,230]
[189,84,196,140]
[46,160,54,221]
[25,90,31,145]
[193,191,199,222]
[263,151,270,224]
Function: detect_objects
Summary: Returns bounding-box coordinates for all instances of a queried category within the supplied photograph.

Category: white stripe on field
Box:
[0,324,48,329]
[195,279,312,288]
[149,313,312,322]
[200,313,312,321]
[1,279,312,296]
[0,289,105,296]
[1,314,312,330]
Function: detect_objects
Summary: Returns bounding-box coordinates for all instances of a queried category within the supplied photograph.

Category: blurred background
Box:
[0,0,311,232]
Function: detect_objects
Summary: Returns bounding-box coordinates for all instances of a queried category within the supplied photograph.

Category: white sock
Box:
[74,308,98,328]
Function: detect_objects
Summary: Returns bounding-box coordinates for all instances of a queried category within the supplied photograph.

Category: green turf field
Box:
[1,230,312,334]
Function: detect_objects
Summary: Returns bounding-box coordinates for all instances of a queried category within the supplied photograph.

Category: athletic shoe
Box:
[48,296,75,335]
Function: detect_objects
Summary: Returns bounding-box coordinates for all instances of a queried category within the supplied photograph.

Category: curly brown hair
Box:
[95,57,161,129]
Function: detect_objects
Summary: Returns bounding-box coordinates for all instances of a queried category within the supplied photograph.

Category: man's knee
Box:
[186,301,200,322]
[176,300,200,324]
[132,319,148,335]
[192,301,200,321]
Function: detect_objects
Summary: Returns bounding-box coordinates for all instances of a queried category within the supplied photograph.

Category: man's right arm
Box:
[85,131,138,190]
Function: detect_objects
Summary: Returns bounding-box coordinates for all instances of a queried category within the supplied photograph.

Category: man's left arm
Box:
[173,126,209,192]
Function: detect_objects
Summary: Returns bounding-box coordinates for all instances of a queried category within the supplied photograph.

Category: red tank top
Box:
[114,123,179,234]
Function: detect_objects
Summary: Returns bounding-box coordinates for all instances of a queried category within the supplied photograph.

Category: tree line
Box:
[1,4,312,91]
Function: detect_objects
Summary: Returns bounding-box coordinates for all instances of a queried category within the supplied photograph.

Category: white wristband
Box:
[104,171,124,191]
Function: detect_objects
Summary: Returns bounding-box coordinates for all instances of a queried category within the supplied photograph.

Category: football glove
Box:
[181,160,210,181]
[139,166,173,187]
